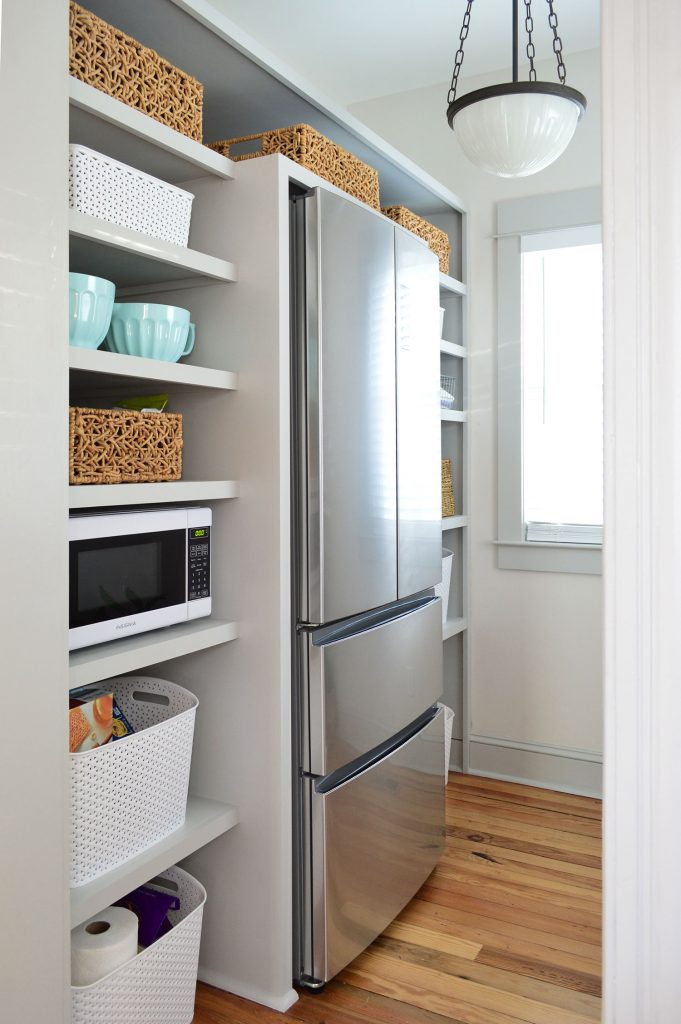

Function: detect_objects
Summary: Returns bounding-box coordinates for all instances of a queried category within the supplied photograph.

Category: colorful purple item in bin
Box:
[115,883,180,947]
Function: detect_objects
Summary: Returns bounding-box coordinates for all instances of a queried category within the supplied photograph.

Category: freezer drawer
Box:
[300,706,445,985]
[301,596,443,776]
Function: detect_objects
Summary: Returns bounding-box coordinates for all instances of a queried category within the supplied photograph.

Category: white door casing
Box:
[602,0,681,1020]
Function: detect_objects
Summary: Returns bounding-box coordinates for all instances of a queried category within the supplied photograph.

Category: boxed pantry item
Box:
[69,690,113,753]
[69,1,203,141]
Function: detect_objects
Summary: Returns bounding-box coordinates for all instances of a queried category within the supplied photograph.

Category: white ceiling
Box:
[205,0,600,106]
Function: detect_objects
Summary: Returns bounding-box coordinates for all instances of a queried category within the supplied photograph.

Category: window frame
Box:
[497,187,603,575]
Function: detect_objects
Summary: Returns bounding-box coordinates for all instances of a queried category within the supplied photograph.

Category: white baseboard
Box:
[462,737,602,797]
[197,967,298,1013]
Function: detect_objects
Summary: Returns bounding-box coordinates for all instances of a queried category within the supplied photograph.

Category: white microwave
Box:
[69,507,212,651]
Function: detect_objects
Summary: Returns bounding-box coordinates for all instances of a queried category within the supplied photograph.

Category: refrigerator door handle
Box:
[309,593,437,647]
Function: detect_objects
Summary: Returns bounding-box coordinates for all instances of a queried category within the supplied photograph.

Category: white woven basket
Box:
[70,676,198,887]
[71,866,206,1024]
[69,144,194,246]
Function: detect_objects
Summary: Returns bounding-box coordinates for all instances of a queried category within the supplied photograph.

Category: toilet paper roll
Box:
[71,906,138,987]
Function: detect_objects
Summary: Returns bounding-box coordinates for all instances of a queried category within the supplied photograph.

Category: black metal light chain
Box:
[546,0,567,84]
[524,0,537,82]
[447,0,474,106]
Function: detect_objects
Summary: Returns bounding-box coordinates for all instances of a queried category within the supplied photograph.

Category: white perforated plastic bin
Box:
[70,676,198,887]
[71,866,206,1024]
[69,144,194,246]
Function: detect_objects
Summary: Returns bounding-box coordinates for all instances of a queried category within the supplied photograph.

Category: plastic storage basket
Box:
[70,677,198,887]
[69,144,194,246]
[71,866,206,1024]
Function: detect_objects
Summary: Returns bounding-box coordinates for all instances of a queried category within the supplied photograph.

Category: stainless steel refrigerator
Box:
[291,187,445,988]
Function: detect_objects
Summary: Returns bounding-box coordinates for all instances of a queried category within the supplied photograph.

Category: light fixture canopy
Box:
[446,0,587,178]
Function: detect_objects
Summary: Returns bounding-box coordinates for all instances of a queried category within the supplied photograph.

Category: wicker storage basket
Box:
[69,145,194,246]
[70,677,198,886]
[442,458,456,517]
[207,124,380,210]
[69,407,183,485]
[382,205,451,274]
[71,866,205,1023]
[69,1,203,142]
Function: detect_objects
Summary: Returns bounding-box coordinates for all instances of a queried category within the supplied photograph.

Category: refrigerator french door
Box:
[292,187,444,988]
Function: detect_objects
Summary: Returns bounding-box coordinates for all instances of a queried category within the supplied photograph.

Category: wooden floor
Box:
[193,772,602,1024]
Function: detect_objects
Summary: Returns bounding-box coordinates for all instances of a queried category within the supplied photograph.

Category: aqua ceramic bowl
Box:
[105,303,196,362]
[69,273,116,349]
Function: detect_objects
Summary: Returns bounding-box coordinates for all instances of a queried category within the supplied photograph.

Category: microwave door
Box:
[69,509,190,650]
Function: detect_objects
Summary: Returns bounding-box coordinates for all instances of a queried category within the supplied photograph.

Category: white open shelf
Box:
[69,77,235,186]
[440,340,466,359]
[69,211,237,292]
[442,515,468,531]
[70,796,239,927]
[443,617,467,641]
[69,618,239,689]
[69,479,238,509]
[439,273,467,296]
[69,346,238,391]
[441,410,467,423]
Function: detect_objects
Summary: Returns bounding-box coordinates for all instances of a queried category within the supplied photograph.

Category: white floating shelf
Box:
[70,796,239,928]
[69,211,237,291]
[69,347,238,391]
[441,410,467,423]
[69,618,238,689]
[439,273,467,296]
[69,480,238,509]
[443,617,467,641]
[440,340,466,359]
[69,77,235,185]
[442,516,468,531]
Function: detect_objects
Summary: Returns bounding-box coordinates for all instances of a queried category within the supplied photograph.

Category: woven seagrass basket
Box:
[441,458,456,518]
[69,407,183,485]
[207,124,380,210]
[382,205,451,274]
[69,1,203,142]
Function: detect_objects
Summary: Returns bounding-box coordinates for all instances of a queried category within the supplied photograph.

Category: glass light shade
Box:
[452,89,582,178]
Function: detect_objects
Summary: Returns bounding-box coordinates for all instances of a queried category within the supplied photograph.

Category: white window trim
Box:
[497,186,603,575]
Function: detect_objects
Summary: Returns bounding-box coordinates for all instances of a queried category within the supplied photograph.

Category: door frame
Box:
[602,0,681,1018]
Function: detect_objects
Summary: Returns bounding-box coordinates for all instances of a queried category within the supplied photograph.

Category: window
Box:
[497,188,603,574]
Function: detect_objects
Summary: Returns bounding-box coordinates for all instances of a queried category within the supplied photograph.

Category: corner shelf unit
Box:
[65,66,243,938]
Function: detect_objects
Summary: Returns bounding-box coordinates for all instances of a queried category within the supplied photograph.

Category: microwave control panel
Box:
[188,526,210,601]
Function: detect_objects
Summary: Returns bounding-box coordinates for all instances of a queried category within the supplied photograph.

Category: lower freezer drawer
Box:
[301,706,445,985]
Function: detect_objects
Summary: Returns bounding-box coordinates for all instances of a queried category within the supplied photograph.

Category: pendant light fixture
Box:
[446,0,586,178]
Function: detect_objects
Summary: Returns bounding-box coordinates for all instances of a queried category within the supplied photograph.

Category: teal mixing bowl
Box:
[69,273,116,349]
[105,303,196,362]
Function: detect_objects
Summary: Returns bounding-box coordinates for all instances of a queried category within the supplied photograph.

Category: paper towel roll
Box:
[71,906,138,987]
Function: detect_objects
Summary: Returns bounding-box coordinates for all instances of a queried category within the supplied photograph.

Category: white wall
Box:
[351,50,603,793]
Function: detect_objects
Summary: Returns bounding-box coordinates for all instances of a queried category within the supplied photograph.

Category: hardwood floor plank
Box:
[446,774,601,816]
[349,948,595,1024]
[446,837,601,887]
[371,935,601,1018]
[397,903,601,970]
[445,794,601,840]
[383,920,482,959]
[446,824,601,870]
[406,888,602,946]
[193,775,602,1024]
